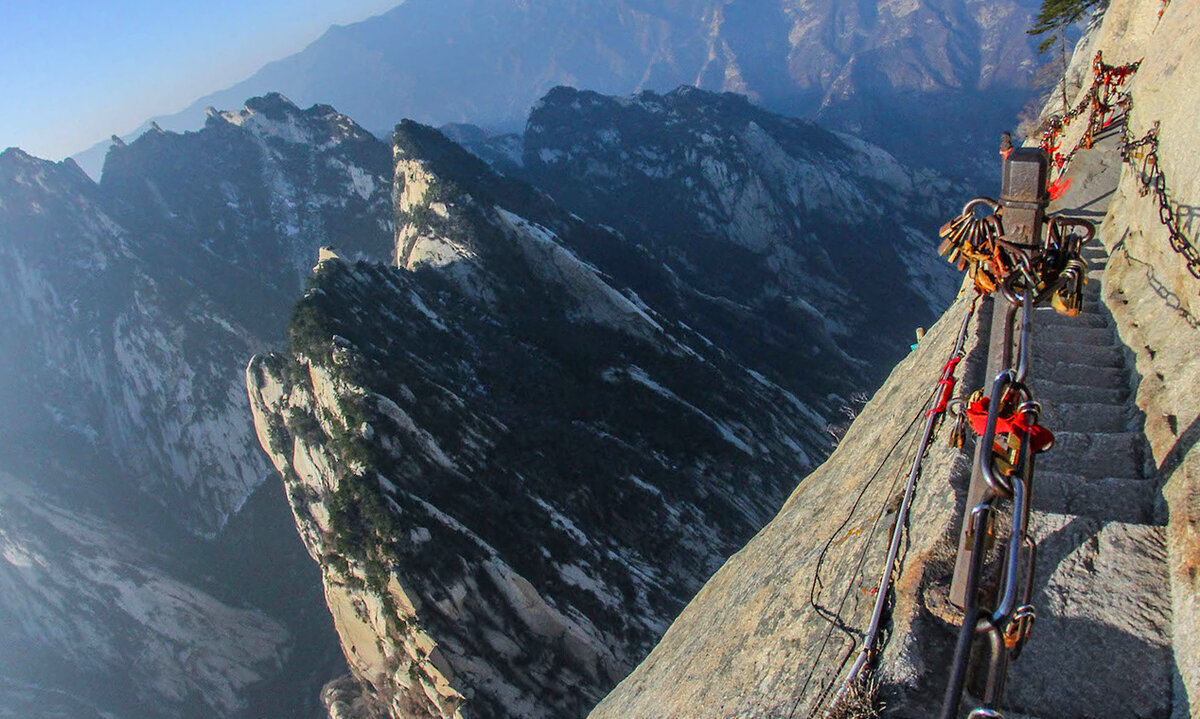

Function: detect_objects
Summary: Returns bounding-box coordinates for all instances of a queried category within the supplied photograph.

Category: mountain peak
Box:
[0,146,35,166]
[243,91,299,117]
[204,94,373,149]
[392,119,674,341]
[394,119,493,189]
[0,146,95,191]
[393,117,556,258]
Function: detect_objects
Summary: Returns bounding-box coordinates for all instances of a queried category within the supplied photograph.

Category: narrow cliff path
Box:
[1003,127,1178,718]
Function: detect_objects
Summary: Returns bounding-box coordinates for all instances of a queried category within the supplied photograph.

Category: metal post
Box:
[949,299,1015,607]
[949,146,1049,608]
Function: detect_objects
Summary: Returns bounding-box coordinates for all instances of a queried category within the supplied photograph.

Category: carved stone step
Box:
[1031,362,1127,389]
[1032,324,1114,346]
[1036,431,1146,478]
[1006,513,1172,719]
[1030,379,1127,405]
[1033,341,1123,368]
[1032,472,1159,524]
[1038,401,1133,434]
[1032,310,1112,329]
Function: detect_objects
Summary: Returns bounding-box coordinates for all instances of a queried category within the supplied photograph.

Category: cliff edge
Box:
[590,0,1200,714]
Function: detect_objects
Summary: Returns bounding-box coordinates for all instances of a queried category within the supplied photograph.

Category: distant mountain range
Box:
[74,0,1043,182]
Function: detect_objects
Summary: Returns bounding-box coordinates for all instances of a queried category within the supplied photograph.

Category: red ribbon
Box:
[1049,177,1072,201]
[964,397,1055,453]
[927,356,963,417]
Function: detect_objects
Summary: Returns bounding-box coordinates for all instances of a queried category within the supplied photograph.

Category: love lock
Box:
[1051,277,1084,317]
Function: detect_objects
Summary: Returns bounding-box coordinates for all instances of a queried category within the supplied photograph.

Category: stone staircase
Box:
[999,134,1178,718]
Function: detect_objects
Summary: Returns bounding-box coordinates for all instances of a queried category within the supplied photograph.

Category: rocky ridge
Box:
[246,90,964,719]
[83,0,1043,182]
[248,121,830,719]
[520,85,962,373]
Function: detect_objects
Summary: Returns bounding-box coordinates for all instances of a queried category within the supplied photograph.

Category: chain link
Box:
[933,170,1095,719]
[1119,121,1200,280]
[1040,51,1141,180]
[1039,49,1197,283]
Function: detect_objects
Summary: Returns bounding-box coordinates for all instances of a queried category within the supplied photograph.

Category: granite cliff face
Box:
[0,95,393,717]
[1073,0,1200,704]
[587,0,1200,715]
[246,90,963,718]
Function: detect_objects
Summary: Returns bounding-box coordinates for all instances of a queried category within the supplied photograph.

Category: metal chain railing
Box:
[810,143,1094,719]
[823,297,979,714]
[1120,121,1200,281]
[1038,49,1196,285]
[1039,51,1141,187]
[807,44,1198,718]
[940,285,1043,719]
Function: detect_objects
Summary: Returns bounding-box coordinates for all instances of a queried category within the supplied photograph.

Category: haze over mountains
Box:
[0,96,395,718]
[74,0,1044,182]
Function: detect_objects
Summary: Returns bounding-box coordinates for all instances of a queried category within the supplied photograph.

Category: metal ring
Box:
[978,370,1021,497]
[961,197,1000,216]
[1017,400,1042,421]
[992,476,1028,624]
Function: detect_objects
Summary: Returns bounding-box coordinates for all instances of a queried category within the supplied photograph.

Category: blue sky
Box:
[1,0,402,160]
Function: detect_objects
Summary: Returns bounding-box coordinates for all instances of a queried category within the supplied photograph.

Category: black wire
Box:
[788,295,979,719]
[787,400,930,719]
[805,417,929,718]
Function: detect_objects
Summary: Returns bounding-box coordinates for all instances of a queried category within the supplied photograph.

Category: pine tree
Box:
[1028,0,1107,52]
[1028,0,1107,111]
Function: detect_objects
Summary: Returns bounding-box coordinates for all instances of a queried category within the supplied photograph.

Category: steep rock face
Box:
[0,146,261,530]
[1062,0,1200,705]
[521,86,962,377]
[0,95,392,717]
[1,94,393,534]
[248,121,833,719]
[587,286,986,718]
[588,0,1200,715]
[123,0,1040,181]
[101,92,394,340]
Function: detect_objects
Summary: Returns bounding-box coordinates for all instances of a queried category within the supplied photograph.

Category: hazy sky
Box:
[1,0,402,161]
